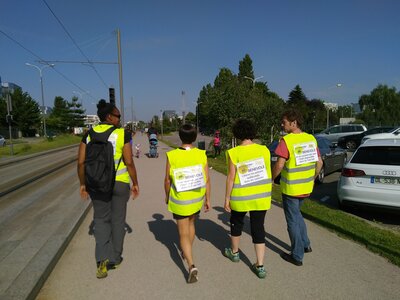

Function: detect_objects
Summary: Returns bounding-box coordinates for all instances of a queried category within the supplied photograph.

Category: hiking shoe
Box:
[280,252,303,266]
[107,257,123,270]
[187,265,198,283]
[224,248,240,262]
[252,264,267,279]
[96,259,109,279]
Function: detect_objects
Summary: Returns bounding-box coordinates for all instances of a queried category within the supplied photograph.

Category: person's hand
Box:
[79,185,89,200]
[224,199,231,212]
[204,199,211,212]
[131,184,139,199]
[165,196,169,204]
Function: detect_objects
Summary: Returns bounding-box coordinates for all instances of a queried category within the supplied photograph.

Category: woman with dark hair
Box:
[164,124,211,283]
[77,99,139,279]
[223,118,272,279]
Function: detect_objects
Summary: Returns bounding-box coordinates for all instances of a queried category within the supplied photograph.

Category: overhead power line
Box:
[42,0,109,89]
[0,28,96,101]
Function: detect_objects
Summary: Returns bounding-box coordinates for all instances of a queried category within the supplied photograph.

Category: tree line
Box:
[0,89,85,137]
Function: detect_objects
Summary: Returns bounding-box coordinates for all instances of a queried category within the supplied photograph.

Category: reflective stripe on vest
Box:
[227,144,272,212]
[167,148,207,216]
[169,194,205,205]
[280,133,317,195]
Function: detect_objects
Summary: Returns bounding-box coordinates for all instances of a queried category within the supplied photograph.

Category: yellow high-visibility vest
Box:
[87,124,129,183]
[280,133,317,195]
[227,144,272,212]
[167,148,207,216]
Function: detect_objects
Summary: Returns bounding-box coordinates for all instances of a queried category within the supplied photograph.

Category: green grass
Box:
[0,134,81,157]
[205,147,400,267]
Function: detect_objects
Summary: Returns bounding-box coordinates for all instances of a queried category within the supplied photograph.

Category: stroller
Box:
[149,133,158,158]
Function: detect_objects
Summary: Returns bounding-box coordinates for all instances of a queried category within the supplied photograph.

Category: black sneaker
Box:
[304,246,312,253]
[107,257,123,270]
[280,252,302,266]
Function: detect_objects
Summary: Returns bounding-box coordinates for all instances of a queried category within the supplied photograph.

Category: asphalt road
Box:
[36,133,400,300]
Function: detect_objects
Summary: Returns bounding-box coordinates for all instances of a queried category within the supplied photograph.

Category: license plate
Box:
[371,177,400,185]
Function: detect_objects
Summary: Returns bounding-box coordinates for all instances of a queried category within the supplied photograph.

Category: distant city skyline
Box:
[1,0,399,121]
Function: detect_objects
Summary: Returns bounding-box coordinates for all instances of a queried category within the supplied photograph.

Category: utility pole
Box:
[116,29,125,124]
[5,91,14,155]
[181,90,186,124]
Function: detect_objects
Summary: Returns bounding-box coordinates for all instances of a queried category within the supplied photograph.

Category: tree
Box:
[238,54,254,83]
[184,112,196,125]
[68,96,86,128]
[47,96,71,133]
[1,88,41,136]
[359,84,400,126]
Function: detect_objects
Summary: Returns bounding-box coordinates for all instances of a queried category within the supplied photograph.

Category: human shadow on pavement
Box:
[214,205,291,256]
[147,213,187,278]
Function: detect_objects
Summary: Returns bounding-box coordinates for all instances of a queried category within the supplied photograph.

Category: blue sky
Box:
[1,0,399,121]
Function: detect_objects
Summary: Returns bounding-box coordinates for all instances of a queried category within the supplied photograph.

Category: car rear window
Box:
[351,146,400,165]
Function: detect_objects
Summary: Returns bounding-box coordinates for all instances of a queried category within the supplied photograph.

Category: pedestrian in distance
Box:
[224,118,272,279]
[272,109,322,266]
[164,124,211,283]
[213,130,221,159]
[77,99,140,279]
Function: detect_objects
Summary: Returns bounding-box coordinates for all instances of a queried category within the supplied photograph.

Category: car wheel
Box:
[316,165,325,184]
[345,140,357,150]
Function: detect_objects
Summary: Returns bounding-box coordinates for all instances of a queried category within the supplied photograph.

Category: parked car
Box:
[268,135,348,184]
[316,124,367,146]
[337,138,400,209]
[337,126,395,150]
[360,127,400,144]
[0,135,6,147]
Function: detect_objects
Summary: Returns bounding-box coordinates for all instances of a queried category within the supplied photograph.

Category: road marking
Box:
[320,196,330,202]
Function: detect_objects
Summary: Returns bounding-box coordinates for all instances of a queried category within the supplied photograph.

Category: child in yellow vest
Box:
[164,124,211,283]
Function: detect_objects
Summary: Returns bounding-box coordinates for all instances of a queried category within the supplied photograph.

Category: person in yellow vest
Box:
[78,99,139,278]
[164,124,211,284]
[272,109,322,266]
[224,118,272,279]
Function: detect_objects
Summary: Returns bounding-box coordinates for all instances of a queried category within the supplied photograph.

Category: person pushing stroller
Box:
[148,127,159,158]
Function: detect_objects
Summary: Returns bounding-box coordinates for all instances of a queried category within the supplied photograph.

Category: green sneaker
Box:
[252,264,266,279]
[96,259,109,279]
[224,248,240,262]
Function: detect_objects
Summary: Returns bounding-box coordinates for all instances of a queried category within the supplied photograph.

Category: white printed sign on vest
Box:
[173,164,205,192]
[293,142,318,166]
[237,157,268,185]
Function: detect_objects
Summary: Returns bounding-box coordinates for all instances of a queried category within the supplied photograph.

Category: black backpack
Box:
[85,126,121,201]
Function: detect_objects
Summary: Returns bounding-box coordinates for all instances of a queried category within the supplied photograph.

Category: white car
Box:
[337,139,400,209]
[361,127,400,144]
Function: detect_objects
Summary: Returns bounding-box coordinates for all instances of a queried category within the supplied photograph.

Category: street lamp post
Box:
[160,110,164,139]
[73,90,89,106]
[26,63,54,137]
[243,75,264,87]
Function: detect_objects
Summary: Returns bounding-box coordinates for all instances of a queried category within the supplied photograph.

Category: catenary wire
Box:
[0,28,97,102]
[42,0,109,89]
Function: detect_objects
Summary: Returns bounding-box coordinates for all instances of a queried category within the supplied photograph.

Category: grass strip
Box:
[0,135,81,157]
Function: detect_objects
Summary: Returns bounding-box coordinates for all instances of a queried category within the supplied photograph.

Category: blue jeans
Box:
[282,194,310,261]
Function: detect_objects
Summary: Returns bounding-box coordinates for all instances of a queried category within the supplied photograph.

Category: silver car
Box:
[0,135,5,147]
[337,138,400,209]
[316,124,367,146]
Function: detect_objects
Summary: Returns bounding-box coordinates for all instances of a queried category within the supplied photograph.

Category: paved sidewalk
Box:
[37,134,400,300]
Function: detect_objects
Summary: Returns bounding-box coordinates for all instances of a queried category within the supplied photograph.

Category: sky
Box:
[1,0,400,122]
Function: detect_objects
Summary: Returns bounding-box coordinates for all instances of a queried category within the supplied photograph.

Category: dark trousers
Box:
[230,210,267,243]
[91,181,130,264]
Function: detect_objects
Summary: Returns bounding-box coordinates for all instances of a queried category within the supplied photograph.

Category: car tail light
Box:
[341,168,366,177]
